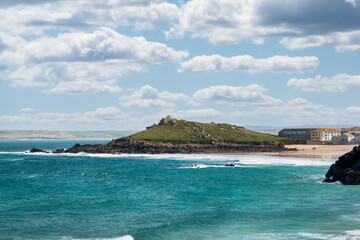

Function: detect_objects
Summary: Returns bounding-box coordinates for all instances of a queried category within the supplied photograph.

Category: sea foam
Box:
[70,235,134,240]
[1,151,335,166]
[298,230,360,240]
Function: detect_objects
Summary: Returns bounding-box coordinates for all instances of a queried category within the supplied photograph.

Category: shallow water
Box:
[0,140,359,240]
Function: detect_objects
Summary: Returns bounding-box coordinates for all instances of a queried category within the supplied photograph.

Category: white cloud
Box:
[173,108,223,119]
[228,97,339,125]
[120,85,188,108]
[166,0,360,52]
[110,2,180,30]
[166,0,268,44]
[3,60,142,88]
[20,107,35,112]
[123,99,175,108]
[0,1,180,35]
[345,106,360,113]
[0,28,188,92]
[193,85,282,106]
[345,0,357,7]
[178,55,318,73]
[43,79,123,94]
[12,28,188,65]
[287,74,360,92]
[280,31,360,52]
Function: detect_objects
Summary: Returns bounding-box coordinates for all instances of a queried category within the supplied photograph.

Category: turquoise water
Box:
[1,140,360,240]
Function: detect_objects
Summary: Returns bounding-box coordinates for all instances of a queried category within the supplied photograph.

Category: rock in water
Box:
[324,145,360,185]
[225,164,235,167]
[30,148,47,153]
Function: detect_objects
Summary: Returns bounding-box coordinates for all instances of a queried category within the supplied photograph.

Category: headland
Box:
[31,116,295,154]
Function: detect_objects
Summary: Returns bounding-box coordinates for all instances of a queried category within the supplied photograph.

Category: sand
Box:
[256,144,358,159]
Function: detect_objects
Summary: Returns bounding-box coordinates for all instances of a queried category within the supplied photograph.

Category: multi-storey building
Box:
[278,128,316,140]
[319,128,341,142]
[340,133,355,143]
[341,127,360,135]
[279,128,341,142]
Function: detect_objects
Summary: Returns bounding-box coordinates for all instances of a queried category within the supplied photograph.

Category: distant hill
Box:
[0,130,135,140]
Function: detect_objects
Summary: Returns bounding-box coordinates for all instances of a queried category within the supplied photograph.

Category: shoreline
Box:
[253,144,357,159]
[23,144,355,160]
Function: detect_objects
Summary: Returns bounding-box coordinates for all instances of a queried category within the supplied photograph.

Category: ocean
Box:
[1,140,360,240]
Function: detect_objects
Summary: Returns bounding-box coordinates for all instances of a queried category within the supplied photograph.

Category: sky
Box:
[0,0,360,131]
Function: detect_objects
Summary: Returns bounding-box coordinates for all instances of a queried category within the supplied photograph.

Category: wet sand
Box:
[256,144,358,159]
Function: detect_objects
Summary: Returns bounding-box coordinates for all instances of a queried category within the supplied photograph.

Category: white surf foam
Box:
[1,151,335,166]
[117,153,334,166]
[69,235,134,240]
[298,230,360,240]
[237,156,334,166]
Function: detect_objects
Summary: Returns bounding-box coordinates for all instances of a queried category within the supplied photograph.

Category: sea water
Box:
[1,140,360,240]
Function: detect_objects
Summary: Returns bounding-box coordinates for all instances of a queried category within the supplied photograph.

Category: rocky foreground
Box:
[324,145,360,185]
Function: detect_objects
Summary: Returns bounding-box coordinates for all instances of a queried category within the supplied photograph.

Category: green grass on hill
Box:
[129,119,286,144]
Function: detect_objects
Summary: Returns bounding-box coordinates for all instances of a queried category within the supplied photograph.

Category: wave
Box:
[0,151,334,166]
[258,230,360,240]
[69,235,134,240]
[0,157,24,162]
[237,156,333,167]
[298,230,360,240]
[179,164,239,169]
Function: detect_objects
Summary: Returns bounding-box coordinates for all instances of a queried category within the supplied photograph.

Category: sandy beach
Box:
[256,144,358,159]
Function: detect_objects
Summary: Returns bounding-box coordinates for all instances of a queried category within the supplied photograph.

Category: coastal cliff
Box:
[324,145,360,185]
[33,116,291,154]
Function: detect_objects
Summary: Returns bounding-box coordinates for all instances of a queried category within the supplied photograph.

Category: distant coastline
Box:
[0,130,136,140]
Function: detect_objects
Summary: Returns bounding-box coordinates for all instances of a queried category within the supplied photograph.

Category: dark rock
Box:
[30,148,47,153]
[324,145,360,185]
[225,164,235,167]
[53,148,65,153]
[59,138,290,155]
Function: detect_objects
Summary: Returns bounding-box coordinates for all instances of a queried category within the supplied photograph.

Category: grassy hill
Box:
[128,116,287,144]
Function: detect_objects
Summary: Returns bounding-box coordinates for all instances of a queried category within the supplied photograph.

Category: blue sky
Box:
[0,0,360,131]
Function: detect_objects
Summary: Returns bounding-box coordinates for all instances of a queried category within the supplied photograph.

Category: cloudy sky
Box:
[1,0,360,131]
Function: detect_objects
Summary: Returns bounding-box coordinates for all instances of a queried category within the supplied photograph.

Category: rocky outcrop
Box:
[30,148,48,153]
[62,138,289,154]
[324,145,360,185]
[158,115,177,125]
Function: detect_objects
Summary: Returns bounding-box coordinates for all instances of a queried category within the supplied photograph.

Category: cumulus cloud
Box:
[2,0,360,52]
[120,85,189,108]
[280,31,360,52]
[287,74,360,92]
[228,97,340,125]
[179,55,318,73]
[3,60,142,88]
[0,28,188,92]
[10,28,188,65]
[43,79,123,94]
[193,85,282,105]
[166,0,360,51]
[0,1,180,35]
